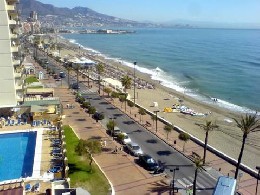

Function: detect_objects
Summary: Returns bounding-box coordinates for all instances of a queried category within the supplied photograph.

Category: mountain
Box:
[19,0,154,27]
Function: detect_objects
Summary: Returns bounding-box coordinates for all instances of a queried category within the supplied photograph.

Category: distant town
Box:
[59,29,136,34]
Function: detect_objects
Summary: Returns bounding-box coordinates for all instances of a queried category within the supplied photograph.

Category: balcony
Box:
[11,46,19,53]
[12,59,20,66]
[14,72,21,78]
[16,95,23,102]
[6,4,15,11]
[6,0,19,4]
[15,84,23,91]
[10,33,18,39]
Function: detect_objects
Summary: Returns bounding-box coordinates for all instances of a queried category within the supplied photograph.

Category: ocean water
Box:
[61,28,260,112]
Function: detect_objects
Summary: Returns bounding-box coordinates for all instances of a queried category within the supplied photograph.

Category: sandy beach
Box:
[53,35,260,171]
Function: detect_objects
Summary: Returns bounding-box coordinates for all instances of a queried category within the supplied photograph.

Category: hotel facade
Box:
[0,0,23,108]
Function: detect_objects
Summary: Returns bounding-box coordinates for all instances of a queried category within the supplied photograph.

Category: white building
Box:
[0,0,23,107]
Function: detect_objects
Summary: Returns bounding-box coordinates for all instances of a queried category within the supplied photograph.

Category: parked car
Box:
[112,126,122,137]
[125,142,143,156]
[118,132,131,145]
[138,154,164,173]
[59,72,66,78]
[71,83,80,89]
[53,74,61,81]
[108,126,122,137]
[92,112,105,121]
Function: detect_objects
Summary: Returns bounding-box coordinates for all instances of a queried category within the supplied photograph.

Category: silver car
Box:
[126,142,143,156]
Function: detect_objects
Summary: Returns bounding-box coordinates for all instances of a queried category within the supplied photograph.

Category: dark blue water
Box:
[0,132,36,181]
[62,28,260,112]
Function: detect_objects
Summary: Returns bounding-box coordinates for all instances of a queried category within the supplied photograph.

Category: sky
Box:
[37,0,260,26]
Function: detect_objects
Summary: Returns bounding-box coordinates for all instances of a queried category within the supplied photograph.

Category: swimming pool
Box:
[0,131,37,182]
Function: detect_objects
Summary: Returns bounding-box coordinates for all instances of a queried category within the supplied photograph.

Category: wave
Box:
[63,37,255,114]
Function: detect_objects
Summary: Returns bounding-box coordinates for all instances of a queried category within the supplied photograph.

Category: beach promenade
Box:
[34,41,259,194]
[56,37,260,172]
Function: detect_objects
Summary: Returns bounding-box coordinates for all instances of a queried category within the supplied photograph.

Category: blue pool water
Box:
[0,131,37,182]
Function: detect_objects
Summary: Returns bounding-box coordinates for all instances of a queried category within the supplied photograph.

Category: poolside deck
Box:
[0,125,63,194]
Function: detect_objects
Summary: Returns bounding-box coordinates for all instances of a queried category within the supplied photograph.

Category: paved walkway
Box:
[33,53,258,195]
[55,87,174,195]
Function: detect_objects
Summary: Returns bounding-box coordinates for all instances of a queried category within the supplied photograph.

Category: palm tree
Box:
[193,156,204,195]
[233,113,260,179]
[178,132,191,152]
[121,75,132,111]
[197,121,218,164]
[96,63,104,94]
[66,65,73,88]
[127,100,134,114]
[87,67,92,87]
[103,87,112,97]
[106,119,117,137]
[75,64,82,91]
[164,125,172,140]
[57,43,62,56]
[138,107,146,122]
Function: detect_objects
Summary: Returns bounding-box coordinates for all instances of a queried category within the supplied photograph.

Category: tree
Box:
[193,156,204,195]
[82,101,91,109]
[111,91,119,99]
[57,43,62,56]
[178,132,191,152]
[233,113,260,179]
[121,75,132,111]
[103,87,112,97]
[127,100,135,114]
[75,64,82,91]
[106,119,116,137]
[119,95,126,108]
[75,138,101,172]
[117,133,125,143]
[88,106,96,116]
[197,121,218,164]
[164,125,172,140]
[151,115,157,126]
[138,107,146,122]
[66,65,73,88]
[82,74,86,83]
[87,67,92,87]
[96,63,105,94]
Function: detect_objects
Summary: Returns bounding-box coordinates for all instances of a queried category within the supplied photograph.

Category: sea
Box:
[61,28,260,113]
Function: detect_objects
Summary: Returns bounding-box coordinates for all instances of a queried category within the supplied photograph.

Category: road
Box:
[37,50,217,194]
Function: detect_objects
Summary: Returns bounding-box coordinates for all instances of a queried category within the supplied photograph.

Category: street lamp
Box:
[154,110,159,133]
[170,166,179,194]
[133,62,137,105]
[256,166,260,195]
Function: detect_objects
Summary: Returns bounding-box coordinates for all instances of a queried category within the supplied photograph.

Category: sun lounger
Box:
[48,166,62,173]
[25,183,31,192]
[43,119,47,126]
[33,183,40,192]
[36,120,41,126]
[32,120,36,127]
[23,118,27,124]
[17,118,21,125]
[6,119,11,126]
[10,119,15,126]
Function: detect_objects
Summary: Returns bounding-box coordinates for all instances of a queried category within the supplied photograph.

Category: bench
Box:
[191,151,201,159]
[145,121,152,127]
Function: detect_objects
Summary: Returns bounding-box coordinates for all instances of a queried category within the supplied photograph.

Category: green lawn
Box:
[63,125,111,195]
[25,76,39,84]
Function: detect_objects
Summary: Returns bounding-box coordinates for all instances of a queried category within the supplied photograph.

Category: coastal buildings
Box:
[0,0,23,108]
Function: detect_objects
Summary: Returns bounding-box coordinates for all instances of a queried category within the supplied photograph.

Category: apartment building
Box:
[0,0,23,108]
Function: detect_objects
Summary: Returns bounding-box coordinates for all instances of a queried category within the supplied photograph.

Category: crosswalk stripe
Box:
[188,176,205,189]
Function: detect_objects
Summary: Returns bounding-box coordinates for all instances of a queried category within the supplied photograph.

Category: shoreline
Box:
[55,35,260,171]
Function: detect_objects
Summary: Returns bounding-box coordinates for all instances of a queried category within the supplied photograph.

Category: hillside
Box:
[19,0,153,27]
